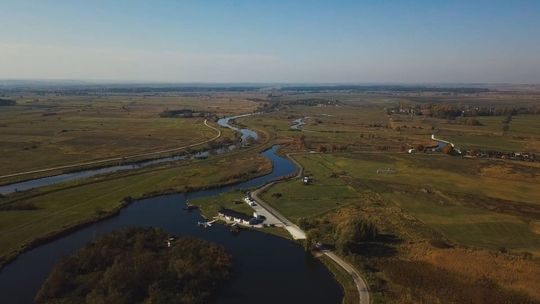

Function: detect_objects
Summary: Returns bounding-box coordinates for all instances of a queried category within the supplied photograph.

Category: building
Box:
[218,208,253,225]
[243,196,257,206]
[302,176,313,184]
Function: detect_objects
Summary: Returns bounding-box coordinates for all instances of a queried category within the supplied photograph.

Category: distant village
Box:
[415,136,539,163]
[387,102,540,118]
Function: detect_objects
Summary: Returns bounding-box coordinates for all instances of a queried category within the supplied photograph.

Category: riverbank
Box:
[201,144,370,303]
[0,143,344,304]
[0,119,230,186]
[0,120,273,270]
[0,154,274,269]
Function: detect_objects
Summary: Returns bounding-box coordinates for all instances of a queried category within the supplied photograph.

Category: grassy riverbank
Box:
[0,94,255,180]
[0,143,273,268]
[257,148,540,302]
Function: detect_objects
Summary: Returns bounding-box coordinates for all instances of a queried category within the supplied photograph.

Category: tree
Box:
[35,228,232,304]
[304,229,320,251]
[441,145,454,155]
[316,144,327,153]
[297,135,307,149]
[334,218,378,254]
[502,124,510,134]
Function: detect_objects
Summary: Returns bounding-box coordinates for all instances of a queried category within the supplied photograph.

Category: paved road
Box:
[251,183,306,239]
[324,251,371,304]
[249,152,370,303]
[431,134,455,147]
[0,119,221,180]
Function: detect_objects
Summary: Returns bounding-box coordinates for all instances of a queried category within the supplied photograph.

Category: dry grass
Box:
[0,94,259,176]
[407,242,540,301]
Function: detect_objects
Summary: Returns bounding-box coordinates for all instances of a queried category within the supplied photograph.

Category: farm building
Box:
[218,208,254,225]
[302,176,313,184]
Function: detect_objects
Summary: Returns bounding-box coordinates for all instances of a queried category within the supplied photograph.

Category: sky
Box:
[0,0,539,83]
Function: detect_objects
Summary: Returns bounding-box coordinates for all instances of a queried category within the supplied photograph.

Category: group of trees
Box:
[0,98,16,106]
[390,102,540,120]
[334,218,378,254]
[35,228,232,304]
[315,143,348,153]
[303,217,379,254]
[458,117,482,126]
[159,109,212,118]
[429,104,540,119]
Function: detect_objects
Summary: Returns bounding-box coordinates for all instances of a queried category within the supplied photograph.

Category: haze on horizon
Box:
[1,0,539,84]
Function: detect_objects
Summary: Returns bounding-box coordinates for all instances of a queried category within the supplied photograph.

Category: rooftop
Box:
[218,208,253,221]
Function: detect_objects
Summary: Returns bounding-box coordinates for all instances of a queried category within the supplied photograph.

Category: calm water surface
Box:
[0,146,343,304]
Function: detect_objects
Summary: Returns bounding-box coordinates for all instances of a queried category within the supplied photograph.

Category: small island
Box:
[35,228,232,304]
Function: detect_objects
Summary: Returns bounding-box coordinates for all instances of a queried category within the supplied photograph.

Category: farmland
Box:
[241,93,540,303]
[1,88,540,303]
[0,94,258,178]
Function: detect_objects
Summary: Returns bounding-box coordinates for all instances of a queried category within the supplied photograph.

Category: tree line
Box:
[0,98,16,106]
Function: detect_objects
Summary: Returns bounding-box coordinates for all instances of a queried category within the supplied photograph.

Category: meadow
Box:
[2,89,540,303]
[243,96,540,302]
[0,139,271,267]
[0,94,258,178]
[257,145,540,302]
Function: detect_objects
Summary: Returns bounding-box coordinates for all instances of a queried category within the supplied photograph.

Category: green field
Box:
[2,90,540,303]
[190,190,254,219]
[261,154,360,220]
[0,151,270,265]
[384,192,540,252]
[261,151,540,254]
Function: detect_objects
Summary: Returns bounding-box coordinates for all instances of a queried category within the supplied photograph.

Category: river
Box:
[0,115,255,195]
[0,115,343,304]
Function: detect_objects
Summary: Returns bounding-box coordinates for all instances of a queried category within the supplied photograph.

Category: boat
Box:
[197,219,217,228]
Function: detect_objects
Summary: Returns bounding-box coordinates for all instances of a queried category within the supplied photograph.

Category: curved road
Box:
[250,152,371,304]
[0,119,221,180]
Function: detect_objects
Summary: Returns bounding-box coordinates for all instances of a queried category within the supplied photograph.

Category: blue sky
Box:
[1,0,539,83]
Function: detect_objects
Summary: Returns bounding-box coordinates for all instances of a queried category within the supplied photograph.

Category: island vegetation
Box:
[35,228,232,304]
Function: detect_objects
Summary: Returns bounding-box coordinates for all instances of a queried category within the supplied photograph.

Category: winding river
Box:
[0,115,256,195]
[0,115,343,304]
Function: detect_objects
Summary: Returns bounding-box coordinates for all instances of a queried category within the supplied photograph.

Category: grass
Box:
[384,191,540,253]
[0,152,271,265]
[510,115,540,136]
[244,105,407,153]
[321,153,540,205]
[190,190,253,219]
[442,134,524,152]
[259,151,540,254]
[0,94,253,176]
[260,154,360,221]
[190,190,294,240]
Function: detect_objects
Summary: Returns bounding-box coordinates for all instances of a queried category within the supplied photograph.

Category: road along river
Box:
[0,115,344,304]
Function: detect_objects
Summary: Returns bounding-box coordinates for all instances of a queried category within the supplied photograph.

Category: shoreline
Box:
[0,119,224,185]
[0,123,273,270]
[0,157,274,270]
